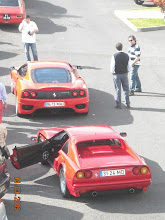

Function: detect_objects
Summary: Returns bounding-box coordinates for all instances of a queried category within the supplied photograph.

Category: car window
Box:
[18,64,27,77]
[62,140,69,155]
[31,68,71,83]
[0,0,19,7]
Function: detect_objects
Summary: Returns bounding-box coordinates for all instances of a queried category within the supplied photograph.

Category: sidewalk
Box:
[114,9,165,32]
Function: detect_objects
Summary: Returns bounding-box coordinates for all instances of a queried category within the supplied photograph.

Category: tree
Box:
[153,0,165,13]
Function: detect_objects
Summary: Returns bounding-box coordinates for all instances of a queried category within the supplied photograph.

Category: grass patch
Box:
[128,18,165,27]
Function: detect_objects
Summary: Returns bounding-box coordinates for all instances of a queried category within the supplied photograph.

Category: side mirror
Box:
[120,132,127,137]
[77,66,82,70]
[10,66,16,71]
[30,136,37,142]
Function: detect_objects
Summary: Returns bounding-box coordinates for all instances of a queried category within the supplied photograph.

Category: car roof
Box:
[65,125,121,143]
[27,61,72,71]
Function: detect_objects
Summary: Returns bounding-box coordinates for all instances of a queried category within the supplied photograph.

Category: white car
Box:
[0,200,8,220]
[134,0,154,5]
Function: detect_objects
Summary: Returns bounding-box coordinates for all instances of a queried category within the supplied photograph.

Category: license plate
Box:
[44,102,65,107]
[100,169,125,177]
[3,14,10,20]
[0,185,6,193]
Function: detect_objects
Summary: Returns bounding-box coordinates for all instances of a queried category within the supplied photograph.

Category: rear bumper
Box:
[0,18,24,24]
[70,179,151,197]
[18,98,89,114]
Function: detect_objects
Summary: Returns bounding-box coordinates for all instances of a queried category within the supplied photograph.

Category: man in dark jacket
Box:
[111,43,131,109]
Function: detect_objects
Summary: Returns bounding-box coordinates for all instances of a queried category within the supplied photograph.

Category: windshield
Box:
[0,0,19,7]
[32,68,71,83]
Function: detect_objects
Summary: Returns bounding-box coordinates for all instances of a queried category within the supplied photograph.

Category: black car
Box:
[0,146,10,198]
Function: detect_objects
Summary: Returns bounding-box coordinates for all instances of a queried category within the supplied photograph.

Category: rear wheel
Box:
[59,168,70,198]
[134,0,144,5]
[16,97,22,117]
[10,81,14,94]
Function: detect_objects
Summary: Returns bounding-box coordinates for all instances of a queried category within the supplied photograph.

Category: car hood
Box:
[0,7,22,14]
[78,153,143,169]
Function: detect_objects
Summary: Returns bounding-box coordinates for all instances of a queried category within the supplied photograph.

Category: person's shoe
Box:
[114,105,122,109]
[134,89,142,92]
[126,104,130,108]
[129,92,134,96]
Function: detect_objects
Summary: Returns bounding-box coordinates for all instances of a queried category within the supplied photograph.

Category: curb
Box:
[114,10,165,32]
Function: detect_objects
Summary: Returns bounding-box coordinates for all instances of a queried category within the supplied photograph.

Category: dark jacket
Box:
[114,52,129,74]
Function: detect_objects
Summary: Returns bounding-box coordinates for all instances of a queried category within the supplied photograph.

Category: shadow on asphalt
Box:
[4,88,134,133]
[4,199,83,220]
[0,51,18,60]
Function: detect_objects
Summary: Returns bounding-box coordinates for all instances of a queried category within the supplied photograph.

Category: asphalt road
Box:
[1,0,165,219]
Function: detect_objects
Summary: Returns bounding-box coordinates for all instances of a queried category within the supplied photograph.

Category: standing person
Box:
[0,124,10,158]
[111,43,131,109]
[0,83,7,123]
[128,35,142,96]
[18,15,39,61]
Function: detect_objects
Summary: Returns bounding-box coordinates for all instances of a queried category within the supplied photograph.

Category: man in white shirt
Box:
[19,15,39,61]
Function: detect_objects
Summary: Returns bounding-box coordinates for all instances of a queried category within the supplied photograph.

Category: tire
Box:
[10,81,14,94]
[59,168,70,198]
[15,97,22,117]
[134,0,144,5]
[41,150,49,165]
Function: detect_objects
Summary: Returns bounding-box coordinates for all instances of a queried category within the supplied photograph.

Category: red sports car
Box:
[10,125,151,198]
[10,61,89,116]
[0,0,25,24]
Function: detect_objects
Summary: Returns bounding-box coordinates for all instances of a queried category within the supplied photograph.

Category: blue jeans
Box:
[24,43,38,61]
[130,65,141,92]
[113,73,130,107]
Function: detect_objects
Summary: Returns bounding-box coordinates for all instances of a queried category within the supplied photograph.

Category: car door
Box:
[10,130,69,169]
[11,64,27,94]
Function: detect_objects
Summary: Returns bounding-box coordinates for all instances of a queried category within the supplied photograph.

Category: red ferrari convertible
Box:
[0,0,25,24]
[10,61,89,116]
[10,125,151,198]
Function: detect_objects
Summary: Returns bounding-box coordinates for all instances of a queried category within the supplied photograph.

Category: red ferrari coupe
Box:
[10,125,152,198]
[0,0,25,24]
[10,61,89,116]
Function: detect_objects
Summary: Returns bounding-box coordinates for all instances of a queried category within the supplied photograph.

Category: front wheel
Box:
[134,0,144,5]
[59,168,70,198]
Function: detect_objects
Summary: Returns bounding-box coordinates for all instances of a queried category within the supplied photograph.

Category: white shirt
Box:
[19,21,38,43]
[0,83,7,103]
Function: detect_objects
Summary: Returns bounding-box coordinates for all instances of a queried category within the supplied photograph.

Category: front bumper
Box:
[18,98,89,114]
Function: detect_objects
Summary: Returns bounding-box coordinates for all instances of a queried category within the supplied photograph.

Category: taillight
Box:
[84,170,92,178]
[16,15,23,18]
[79,90,85,96]
[140,166,148,175]
[23,91,29,97]
[76,171,84,179]
[30,92,37,98]
[132,167,139,175]
[76,170,92,179]
[132,166,149,175]
[72,91,78,97]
